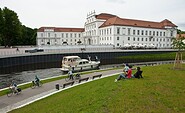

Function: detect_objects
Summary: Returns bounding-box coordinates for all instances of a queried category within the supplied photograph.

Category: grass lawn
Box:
[117,52,185,61]
[10,64,185,113]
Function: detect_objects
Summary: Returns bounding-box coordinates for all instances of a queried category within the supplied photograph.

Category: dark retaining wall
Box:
[0,50,175,74]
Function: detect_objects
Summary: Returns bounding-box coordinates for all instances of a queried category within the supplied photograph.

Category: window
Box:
[133,30,135,35]
[41,33,43,37]
[61,33,63,38]
[133,37,135,41]
[156,31,158,36]
[141,30,144,35]
[171,31,173,36]
[117,37,119,40]
[137,37,139,41]
[79,34,81,37]
[74,34,76,37]
[128,37,130,41]
[146,38,147,41]
[110,28,111,34]
[153,31,155,36]
[160,32,162,36]
[163,32,165,36]
[141,38,143,41]
[149,31,151,35]
[128,28,131,35]
[48,33,50,37]
[70,33,72,37]
[66,33,68,38]
[149,38,151,41]
[117,28,120,34]
[117,43,119,46]
[137,30,140,35]
[145,31,148,35]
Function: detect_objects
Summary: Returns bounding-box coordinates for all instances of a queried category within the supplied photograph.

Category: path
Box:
[0,69,122,113]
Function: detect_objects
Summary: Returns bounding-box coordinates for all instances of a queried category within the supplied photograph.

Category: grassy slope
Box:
[10,64,185,113]
[117,52,185,61]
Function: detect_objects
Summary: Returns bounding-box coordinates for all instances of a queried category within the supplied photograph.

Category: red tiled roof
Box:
[98,15,177,29]
[95,13,117,20]
[160,19,177,27]
[38,27,84,32]
[177,34,185,39]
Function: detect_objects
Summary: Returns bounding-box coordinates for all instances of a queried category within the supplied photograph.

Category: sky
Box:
[0,0,185,31]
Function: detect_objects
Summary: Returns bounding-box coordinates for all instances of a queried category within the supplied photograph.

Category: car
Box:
[25,49,44,53]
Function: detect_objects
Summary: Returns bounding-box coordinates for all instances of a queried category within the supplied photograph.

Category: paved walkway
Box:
[0,69,122,113]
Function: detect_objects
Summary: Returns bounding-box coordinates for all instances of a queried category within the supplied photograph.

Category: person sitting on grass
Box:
[133,67,143,79]
[115,65,132,82]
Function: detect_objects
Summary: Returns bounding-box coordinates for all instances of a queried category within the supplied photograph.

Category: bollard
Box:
[56,83,59,90]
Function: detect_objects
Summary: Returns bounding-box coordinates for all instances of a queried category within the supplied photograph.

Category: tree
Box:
[0,8,4,46]
[177,29,185,34]
[2,7,22,47]
[18,25,37,45]
[172,34,185,69]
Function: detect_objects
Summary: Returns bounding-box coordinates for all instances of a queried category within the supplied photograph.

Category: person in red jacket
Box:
[126,68,132,78]
[115,65,132,82]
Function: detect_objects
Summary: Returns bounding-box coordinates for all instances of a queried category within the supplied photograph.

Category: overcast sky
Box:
[1,0,185,30]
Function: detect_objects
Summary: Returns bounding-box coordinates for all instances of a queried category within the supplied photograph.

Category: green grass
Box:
[9,64,185,113]
[117,52,185,61]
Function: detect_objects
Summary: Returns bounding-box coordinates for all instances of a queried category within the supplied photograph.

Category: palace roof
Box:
[38,27,84,32]
[97,14,177,29]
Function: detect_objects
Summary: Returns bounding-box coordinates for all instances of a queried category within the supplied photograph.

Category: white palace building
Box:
[37,11,177,49]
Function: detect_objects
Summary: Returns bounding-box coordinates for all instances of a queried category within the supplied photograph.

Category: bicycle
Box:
[7,86,21,97]
[30,80,43,89]
[65,73,81,82]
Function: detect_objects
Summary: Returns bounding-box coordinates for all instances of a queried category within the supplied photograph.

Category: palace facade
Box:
[37,11,177,48]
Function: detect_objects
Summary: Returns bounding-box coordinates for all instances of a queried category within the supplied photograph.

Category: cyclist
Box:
[35,75,40,86]
[68,70,74,80]
[10,81,18,93]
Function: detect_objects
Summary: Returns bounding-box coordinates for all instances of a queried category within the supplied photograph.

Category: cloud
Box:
[177,23,185,31]
[106,0,125,4]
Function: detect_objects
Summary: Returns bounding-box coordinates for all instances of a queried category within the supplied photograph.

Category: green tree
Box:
[2,7,22,47]
[177,29,185,34]
[0,8,4,46]
[19,25,37,45]
[172,34,185,69]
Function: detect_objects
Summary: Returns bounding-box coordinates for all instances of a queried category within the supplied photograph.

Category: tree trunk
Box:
[173,52,182,69]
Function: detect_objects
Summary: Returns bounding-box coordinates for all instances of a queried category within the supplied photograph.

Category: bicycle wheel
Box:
[38,81,43,87]
[31,82,36,89]
[65,76,70,82]
[75,74,81,80]
[7,90,13,97]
